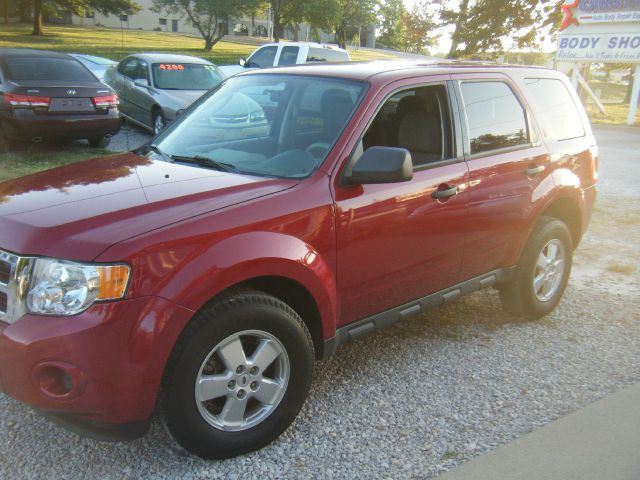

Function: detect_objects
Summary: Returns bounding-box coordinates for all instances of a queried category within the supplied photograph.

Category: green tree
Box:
[25,0,140,35]
[377,0,406,51]
[152,0,241,50]
[401,3,437,54]
[440,0,544,59]
[239,0,268,35]
[332,0,376,50]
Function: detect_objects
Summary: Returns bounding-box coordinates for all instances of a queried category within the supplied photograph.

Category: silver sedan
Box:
[104,53,224,134]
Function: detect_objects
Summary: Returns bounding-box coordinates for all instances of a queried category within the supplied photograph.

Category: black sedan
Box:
[0,49,121,148]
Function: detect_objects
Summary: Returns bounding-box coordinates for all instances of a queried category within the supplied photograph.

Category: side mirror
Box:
[239,58,246,67]
[175,108,185,118]
[346,146,413,185]
[134,78,149,88]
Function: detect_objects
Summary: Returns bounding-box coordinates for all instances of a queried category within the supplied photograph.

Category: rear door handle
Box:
[431,185,458,200]
[524,165,545,177]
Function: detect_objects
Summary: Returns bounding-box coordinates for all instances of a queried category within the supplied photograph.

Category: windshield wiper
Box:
[145,144,172,162]
[170,154,238,173]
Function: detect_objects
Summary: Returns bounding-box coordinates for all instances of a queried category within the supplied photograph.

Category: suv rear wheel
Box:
[161,289,314,459]
[499,216,573,319]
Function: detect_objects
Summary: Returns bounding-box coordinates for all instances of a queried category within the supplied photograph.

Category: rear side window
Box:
[524,78,584,141]
[460,81,529,155]
[306,48,349,63]
[5,57,96,82]
[277,46,299,66]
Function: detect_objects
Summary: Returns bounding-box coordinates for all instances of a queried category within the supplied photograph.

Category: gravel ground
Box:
[1,125,639,479]
[108,121,152,153]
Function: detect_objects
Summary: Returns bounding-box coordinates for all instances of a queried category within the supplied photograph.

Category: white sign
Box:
[557,33,640,61]
[557,0,640,63]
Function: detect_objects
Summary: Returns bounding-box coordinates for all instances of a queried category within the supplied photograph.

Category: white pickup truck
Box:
[218,42,350,77]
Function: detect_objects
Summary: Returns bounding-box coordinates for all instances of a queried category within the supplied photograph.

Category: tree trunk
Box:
[32,0,43,35]
[335,27,346,50]
[447,0,470,59]
[292,23,299,41]
[273,11,282,42]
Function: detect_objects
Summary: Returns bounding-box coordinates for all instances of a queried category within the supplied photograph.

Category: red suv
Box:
[0,61,597,458]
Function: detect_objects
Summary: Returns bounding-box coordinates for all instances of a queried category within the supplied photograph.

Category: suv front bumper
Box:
[0,295,193,436]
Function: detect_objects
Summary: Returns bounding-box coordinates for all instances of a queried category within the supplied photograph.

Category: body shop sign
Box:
[557,0,640,63]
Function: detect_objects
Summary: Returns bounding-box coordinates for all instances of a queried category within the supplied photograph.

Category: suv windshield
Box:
[154,74,366,179]
[5,57,96,82]
[152,63,223,90]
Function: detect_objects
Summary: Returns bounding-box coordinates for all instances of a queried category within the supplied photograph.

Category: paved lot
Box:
[0,125,638,479]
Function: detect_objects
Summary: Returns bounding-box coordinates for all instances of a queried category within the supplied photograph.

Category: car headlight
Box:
[25,258,130,316]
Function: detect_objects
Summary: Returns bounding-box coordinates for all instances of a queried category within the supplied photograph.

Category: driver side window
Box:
[362,84,453,167]
[248,46,277,68]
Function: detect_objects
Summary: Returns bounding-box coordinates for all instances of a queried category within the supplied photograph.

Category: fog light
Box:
[31,362,86,399]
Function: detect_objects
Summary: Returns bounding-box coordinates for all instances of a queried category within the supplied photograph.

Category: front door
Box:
[172,20,178,32]
[334,79,469,326]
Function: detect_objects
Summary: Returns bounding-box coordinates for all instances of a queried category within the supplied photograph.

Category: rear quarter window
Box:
[5,57,96,82]
[524,78,585,141]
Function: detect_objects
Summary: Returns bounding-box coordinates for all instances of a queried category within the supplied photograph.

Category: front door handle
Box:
[524,165,545,177]
[431,185,458,200]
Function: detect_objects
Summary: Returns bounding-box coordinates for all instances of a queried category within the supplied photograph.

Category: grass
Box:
[586,102,640,126]
[0,23,394,64]
[0,144,110,182]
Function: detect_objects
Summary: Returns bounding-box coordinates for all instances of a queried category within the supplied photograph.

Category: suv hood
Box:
[0,153,296,260]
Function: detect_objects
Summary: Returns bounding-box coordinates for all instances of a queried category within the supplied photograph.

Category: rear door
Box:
[450,73,550,279]
[333,76,470,326]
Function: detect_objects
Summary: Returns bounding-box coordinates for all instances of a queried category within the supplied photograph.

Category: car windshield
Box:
[152,63,223,90]
[5,57,96,82]
[154,74,366,179]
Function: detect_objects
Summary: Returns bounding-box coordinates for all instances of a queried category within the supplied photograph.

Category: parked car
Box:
[0,49,120,148]
[104,53,224,134]
[69,53,117,81]
[217,42,350,77]
[0,61,597,459]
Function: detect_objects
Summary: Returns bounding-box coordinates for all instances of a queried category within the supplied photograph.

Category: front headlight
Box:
[25,258,130,316]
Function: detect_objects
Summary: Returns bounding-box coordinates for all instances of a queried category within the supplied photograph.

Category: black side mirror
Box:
[346,146,413,185]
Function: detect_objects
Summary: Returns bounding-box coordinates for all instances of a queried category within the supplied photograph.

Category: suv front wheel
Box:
[500,216,573,319]
[161,289,314,459]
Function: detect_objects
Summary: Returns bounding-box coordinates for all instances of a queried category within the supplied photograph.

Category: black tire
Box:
[499,216,573,319]
[161,289,314,459]
[152,109,165,135]
[88,135,111,148]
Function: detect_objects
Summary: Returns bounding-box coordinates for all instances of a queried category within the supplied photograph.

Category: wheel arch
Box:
[539,195,582,250]
[217,276,325,359]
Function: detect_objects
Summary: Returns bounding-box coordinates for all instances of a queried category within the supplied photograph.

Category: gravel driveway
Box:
[1,125,638,479]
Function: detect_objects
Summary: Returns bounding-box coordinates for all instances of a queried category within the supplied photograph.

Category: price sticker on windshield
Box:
[159,64,185,71]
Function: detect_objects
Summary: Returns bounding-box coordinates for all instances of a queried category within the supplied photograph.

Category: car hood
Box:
[0,153,297,260]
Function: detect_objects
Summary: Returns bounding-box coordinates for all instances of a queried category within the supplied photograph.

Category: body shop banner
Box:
[557,0,640,63]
